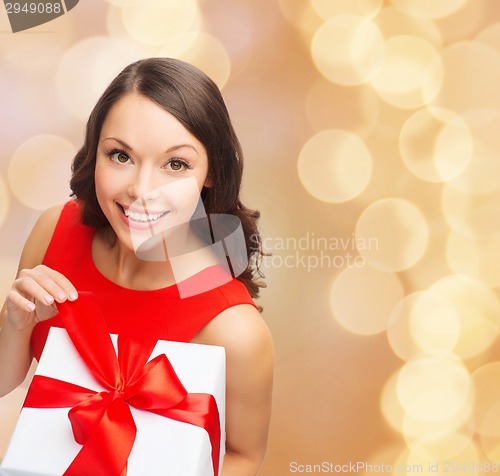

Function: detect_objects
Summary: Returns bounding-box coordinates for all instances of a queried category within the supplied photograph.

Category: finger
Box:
[19,267,78,303]
[13,276,60,307]
[34,265,79,301]
[6,290,36,313]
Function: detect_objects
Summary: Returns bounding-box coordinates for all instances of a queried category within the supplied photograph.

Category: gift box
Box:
[0,296,225,476]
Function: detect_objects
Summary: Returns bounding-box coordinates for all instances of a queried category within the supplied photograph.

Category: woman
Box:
[0,58,273,475]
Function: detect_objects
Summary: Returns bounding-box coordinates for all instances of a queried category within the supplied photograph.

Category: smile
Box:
[118,203,170,225]
[124,208,169,223]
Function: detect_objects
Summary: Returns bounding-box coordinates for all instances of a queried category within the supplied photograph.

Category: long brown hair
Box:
[70,57,265,300]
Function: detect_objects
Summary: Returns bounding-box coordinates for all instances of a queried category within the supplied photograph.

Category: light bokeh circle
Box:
[406,433,478,473]
[56,36,145,122]
[445,109,500,195]
[409,291,461,353]
[471,363,500,438]
[441,184,500,239]
[477,22,500,54]
[387,291,460,361]
[297,129,373,203]
[7,135,75,211]
[375,7,442,49]
[430,275,500,359]
[481,433,500,466]
[402,405,473,447]
[121,0,199,46]
[310,0,383,20]
[390,0,468,20]
[446,231,500,288]
[311,15,385,86]
[471,362,500,464]
[381,367,473,447]
[330,265,404,335]
[380,370,406,435]
[399,107,473,183]
[371,35,443,109]
[277,0,322,35]
[432,41,500,113]
[397,351,472,423]
[191,1,256,80]
[159,32,231,89]
[105,4,159,57]
[355,198,429,272]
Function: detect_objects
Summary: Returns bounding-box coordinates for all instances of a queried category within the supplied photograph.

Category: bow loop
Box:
[124,354,188,410]
[68,392,113,444]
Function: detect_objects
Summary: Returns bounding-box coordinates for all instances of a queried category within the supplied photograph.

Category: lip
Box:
[116,202,171,231]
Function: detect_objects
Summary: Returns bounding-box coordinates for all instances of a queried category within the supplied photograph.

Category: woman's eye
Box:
[109,150,131,164]
[167,159,188,171]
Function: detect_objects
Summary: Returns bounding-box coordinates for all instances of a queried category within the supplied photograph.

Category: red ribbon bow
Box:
[24,293,221,476]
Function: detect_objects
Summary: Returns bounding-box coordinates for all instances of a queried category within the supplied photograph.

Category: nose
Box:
[127,165,158,201]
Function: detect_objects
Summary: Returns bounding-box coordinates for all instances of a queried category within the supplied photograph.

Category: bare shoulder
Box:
[18,203,65,271]
[192,304,274,380]
[193,304,273,358]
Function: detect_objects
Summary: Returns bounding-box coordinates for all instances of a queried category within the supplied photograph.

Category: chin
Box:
[132,232,169,261]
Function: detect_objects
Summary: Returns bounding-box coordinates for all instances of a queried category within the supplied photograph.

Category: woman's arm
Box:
[193,304,274,475]
[0,204,77,397]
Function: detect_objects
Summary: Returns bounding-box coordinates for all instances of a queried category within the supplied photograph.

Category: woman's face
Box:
[94,92,210,254]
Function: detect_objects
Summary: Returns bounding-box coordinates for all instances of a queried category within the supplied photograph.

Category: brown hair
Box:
[70,57,265,300]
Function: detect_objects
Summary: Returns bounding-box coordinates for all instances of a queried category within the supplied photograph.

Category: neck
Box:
[96,224,218,290]
[96,227,176,290]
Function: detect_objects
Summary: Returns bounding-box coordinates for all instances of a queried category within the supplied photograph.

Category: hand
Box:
[6,265,78,331]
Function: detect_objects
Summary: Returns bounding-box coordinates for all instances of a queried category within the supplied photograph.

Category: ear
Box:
[203,176,213,188]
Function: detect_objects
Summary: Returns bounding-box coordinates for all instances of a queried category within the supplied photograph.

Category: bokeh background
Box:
[2,0,500,474]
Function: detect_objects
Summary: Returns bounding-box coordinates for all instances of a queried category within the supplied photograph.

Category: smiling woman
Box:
[0,58,273,476]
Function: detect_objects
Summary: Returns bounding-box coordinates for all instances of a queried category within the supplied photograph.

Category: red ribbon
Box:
[24,293,221,476]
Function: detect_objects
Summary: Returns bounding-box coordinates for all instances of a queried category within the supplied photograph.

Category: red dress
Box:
[31,200,258,361]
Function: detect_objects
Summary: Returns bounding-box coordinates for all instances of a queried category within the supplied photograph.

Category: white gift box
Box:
[0,327,225,476]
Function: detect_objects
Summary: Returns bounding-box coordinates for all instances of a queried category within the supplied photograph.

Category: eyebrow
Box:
[102,137,199,155]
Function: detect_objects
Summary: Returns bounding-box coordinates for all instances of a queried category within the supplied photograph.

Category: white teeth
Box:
[123,207,168,222]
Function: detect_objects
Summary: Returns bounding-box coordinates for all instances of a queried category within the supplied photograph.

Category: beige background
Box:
[2,0,500,474]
